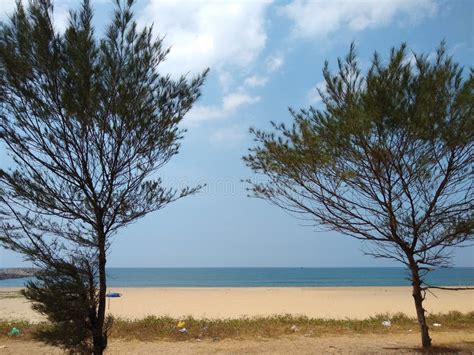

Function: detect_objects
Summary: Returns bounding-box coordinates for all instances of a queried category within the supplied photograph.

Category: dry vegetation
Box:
[1,312,473,342]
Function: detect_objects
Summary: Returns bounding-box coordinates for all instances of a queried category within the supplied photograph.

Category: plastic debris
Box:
[178,328,188,334]
[408,329,413,332]
[177,320,186,328]
[290,325,299,332]
[433,323,441,327]
[8,327,21,336]
[382,320,391,327]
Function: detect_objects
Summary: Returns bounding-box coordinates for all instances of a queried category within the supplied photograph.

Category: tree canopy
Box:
[244,43,473,348]
[0,0,207,352]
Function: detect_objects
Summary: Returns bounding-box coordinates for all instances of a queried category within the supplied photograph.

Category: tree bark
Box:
[93,230,107,355]
[408,258,432,349]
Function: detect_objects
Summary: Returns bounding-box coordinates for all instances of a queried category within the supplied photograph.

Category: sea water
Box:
[1,267,473,287]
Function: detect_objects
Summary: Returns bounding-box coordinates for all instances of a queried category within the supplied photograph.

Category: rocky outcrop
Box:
[0,268,37,280]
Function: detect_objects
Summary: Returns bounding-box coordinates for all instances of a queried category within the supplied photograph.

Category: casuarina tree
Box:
[0,0,207,353]
[244,43,473,349]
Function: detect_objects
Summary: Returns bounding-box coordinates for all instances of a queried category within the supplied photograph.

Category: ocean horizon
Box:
[1,267,473,288]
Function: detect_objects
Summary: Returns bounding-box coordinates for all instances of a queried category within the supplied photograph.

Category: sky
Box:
[0,0,473,268]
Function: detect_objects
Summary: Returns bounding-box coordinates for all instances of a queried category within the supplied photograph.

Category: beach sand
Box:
[1,287,473,322]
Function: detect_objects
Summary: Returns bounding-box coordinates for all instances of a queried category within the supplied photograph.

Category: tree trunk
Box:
[408,259,432,349]
[93,231,108,355]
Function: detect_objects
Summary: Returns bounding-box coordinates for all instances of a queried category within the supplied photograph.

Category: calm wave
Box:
[1,267,473,287]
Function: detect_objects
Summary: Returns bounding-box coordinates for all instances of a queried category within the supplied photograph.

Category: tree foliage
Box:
[244,43,473,348]
[0,0,207,353]
[23,258,103,353]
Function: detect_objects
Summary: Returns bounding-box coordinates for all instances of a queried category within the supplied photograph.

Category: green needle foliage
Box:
[0,0,207,353]
[22,258,101,353]
[244,43,473,350]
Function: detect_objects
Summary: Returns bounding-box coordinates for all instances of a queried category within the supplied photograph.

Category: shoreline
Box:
[1,284,473,289]
[1,286,473,322]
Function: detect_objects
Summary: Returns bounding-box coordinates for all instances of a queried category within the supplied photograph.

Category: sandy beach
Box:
[1,287,473,322]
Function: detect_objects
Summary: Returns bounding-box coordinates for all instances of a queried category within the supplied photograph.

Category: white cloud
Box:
[307,80,327,104]
[0,0,89,33]
[218,71,234,92]
[402,51,417,69]
[266,54,284,72]
[450,42,467,54]
[139,0,272,77]
[0,0,16,19]
[244,75,269,88]
[281,0,437,39]
[186,92,260,126]
[223,93,260,112]
[52,3,71,32]
[210,125,246,147]
[185,105,224,125]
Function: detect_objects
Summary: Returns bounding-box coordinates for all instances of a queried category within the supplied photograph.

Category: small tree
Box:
[244,43,473,349]
[23,258,102,353]
[0,0,207,353]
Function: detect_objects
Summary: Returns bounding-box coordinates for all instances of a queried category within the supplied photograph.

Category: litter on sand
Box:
[177,321,186,328]
[178,328,188,334]
[382,320,391,327]
[433,323,442,327]
[290,325,299,332]
[8,327,21,336]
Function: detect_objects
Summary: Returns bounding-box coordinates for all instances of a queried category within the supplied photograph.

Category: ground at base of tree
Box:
[0,331,473,354]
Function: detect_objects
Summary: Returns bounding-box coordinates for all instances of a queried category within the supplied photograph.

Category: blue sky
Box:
[0,0,473,267]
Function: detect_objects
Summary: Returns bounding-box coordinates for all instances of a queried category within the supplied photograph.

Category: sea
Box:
[0,267,473,287]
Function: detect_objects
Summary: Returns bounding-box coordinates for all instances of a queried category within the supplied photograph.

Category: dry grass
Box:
[1,311,473,342]
[110,312,474,341]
